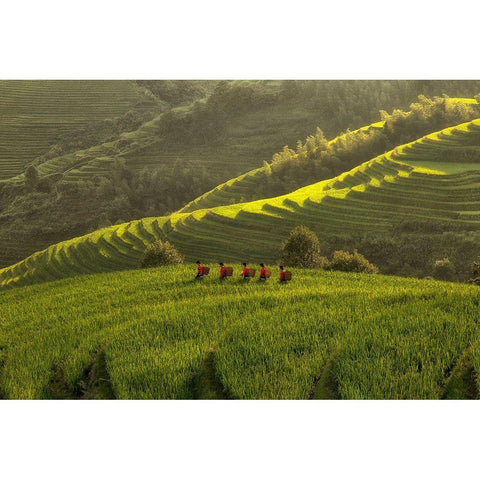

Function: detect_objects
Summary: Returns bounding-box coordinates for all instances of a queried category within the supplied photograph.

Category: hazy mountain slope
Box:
[1,84,480,269]
[0,80,157,180]
[2,118,480,288]
[181,98,479,212]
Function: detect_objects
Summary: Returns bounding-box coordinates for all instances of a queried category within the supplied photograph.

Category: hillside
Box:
[2,83,480,268]
[181,97,479,212]
[3,118,480,288]
[0,265,478,399]
[0,80,157,181]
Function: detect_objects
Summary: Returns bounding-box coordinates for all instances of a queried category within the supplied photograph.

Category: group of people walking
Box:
[195,261,290,282]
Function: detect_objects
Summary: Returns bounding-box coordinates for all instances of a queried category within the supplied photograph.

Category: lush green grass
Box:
[0,80,150,180]
[0,265,478,399]
[4,118,480,288]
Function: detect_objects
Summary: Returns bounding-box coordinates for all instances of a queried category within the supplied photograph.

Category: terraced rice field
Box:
[0,80,149,180]
[3,92,344,187]
[180,121,386,213]
[0,265,478,399]
[180,98,478,213]
[3,118,480,288]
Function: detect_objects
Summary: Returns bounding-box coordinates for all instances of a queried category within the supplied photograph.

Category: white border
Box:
[1,1,480,478]
[1,400,479,479]
[1,0,479,79]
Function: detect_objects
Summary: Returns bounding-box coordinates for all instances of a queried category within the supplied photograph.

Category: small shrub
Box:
[140,240,183,268]
[471,259,480,278]
[469,259,480,285]
[316,256,330,270]
[328,249,378,273]
[433,258,456,281]
[280,225,323,268]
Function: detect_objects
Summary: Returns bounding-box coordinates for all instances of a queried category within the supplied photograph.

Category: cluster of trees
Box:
[280,226,378,273]
[317,231,480,282]
[157,81,279,145]
[279,226,480,283]
[3,81,480,271]
[242,95,480,201]
[279,80,480,133]
[0,159,224,266]
[151,81,480,150]
[140,240,184,268]
[57,160,224,228]
[470,259,480,285]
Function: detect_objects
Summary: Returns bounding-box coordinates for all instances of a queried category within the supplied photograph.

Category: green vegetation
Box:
[326,250,378,274]
[3,81,480,401]
[2,82,480,268]
[280,226,324,268]
[433,258,456,281]
[0,265,478,399]
[182,96,480,212]
[4,116,480,288]
[140,240,184,268]
[0,80,155,181]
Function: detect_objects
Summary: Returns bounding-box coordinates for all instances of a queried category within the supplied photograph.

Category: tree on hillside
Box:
[281,226,324,268]
[469,258,480,285]
[140,240,184,268]
[24,165,39,193]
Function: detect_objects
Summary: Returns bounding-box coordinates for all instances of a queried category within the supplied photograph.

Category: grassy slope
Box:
[0,265,478,399]
[3,118,480,288]
[180,122,384,213]
[2,83,356,187]
[0,80,151,180]
[180,121,385,213]
[180,98,477,213]
[0,82,386,268]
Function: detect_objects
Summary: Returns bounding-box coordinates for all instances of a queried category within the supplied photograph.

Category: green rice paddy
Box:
[0,265,478,399]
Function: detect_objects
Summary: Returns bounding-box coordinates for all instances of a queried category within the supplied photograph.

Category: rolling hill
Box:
[181,97,479,212]
[2,117,480,288]
[0,264,478,399]
[0,81,397,268]
[1,85,479,270]
[1,82,390,186]
[0,80,156,181]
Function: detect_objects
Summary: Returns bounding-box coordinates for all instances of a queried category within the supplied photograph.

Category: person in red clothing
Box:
[279,265,287,282]
[259,263,267,281]
[195,260,204,280]
[241,262,249,280]
[219,262,227,280]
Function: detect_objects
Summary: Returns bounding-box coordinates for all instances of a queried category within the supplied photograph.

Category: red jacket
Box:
[198,265,204,275]
[220,266,226,278]
[260,267,266,277]
[280,270,285,280]
[241,266,248,277]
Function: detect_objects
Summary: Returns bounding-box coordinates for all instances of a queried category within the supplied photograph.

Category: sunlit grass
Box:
[0,265,478,399]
